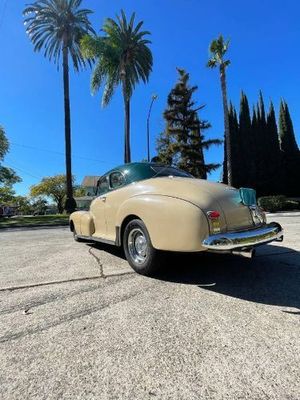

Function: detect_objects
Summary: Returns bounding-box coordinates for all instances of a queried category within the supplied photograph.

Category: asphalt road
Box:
[0,215,299,399]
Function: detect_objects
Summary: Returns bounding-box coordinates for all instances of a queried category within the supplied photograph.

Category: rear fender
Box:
[117,195,209,252]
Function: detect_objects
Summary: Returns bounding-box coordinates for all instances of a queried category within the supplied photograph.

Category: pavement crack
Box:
[88,247,106,278]
[0,285,151,344]
[0,276,103,293]
[0,274,135,315]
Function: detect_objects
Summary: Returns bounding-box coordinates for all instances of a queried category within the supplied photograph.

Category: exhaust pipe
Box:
[232,248,255,259]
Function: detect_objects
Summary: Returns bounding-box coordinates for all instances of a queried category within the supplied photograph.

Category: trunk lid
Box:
[144,177,254,232]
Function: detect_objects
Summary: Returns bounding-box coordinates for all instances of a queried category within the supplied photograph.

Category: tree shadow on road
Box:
[155,245,300,310]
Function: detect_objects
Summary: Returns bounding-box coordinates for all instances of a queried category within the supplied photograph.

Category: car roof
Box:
[104,162,167,184]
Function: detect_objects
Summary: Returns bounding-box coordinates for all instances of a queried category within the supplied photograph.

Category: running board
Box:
[77,235,115,246]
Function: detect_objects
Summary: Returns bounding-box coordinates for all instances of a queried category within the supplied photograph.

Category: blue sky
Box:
[1,0,299,196]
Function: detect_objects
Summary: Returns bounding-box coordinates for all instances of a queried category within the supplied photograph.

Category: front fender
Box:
[69,211,94,236]
[116,195,209,252]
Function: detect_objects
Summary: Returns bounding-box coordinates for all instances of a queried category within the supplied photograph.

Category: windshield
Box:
[150,165,194,178]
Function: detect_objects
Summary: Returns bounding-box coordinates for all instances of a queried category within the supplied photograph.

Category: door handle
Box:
[101,197,106,202]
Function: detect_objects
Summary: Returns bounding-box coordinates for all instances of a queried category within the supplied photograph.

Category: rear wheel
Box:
[123,219,161,276]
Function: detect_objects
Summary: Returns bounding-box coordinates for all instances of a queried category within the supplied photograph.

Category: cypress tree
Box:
[265,102,282,194]
[252,107,257,131]
[227,103,240,186]
[279,100,300,196]
[251,106,259,184]
[258,91,266,129]
[239,91,255,187]
[279,101,299,154]
[156,68,221,178]
[222,127,228,184]
[255,91,269,195]
[222,103,239,185]
[228,92,299,196]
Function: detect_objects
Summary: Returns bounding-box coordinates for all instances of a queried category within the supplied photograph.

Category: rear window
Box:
[151,166,193,178]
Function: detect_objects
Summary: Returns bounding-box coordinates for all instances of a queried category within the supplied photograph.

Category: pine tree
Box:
[185,117,211,179]
[155,131,173,165]
[156,68,221,178]
[279,100,300,196]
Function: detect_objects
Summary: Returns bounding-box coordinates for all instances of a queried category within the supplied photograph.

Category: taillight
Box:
[207,210,220,220]
[207,210,221,233]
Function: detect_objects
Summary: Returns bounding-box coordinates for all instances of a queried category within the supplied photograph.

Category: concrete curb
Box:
[0,223,69,231]
[266,212,300,217]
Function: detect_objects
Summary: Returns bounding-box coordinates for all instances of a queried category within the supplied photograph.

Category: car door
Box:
[90,175,109,239]
[104,171,128,242]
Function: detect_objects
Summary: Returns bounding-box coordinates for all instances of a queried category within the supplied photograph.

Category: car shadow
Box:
[85,241,126,260]
[155,245,300,310]
[85,240,299,310]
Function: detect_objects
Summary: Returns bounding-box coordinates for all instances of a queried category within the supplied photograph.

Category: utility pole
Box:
[147,94,158,162]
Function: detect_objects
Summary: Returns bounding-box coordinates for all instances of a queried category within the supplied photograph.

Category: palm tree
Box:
[23,0,94,213]
[81,10,153,163]
[207,35,232,185]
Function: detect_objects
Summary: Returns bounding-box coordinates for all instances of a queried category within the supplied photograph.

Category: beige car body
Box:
[70,176,259,252]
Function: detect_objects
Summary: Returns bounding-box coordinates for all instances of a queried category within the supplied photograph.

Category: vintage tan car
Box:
[70,163,283,275]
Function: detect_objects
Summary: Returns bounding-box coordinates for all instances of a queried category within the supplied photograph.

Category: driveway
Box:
[0,215,299,399]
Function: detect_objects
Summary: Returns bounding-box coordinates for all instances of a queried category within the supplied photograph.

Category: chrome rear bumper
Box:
[202,222,283,251]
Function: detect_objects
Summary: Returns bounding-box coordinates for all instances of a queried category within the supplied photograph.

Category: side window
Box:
[97,176,109,196]
[110,171,125,190]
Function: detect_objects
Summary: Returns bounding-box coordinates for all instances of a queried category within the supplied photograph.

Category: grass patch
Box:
[0,214,69,228]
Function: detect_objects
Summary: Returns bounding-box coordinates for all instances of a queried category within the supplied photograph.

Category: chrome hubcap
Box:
[128,228,148,264]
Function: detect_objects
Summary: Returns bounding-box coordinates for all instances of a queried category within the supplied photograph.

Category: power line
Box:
[5,163,42,180]
[10,142,112,165]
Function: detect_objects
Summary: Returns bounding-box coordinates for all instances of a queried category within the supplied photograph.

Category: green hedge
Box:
[258,196,300,213]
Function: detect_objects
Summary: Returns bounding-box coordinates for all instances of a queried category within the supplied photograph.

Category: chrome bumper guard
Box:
[202,222,283,251]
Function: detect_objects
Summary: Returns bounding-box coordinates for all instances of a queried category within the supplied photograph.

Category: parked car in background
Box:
[70,163,283,276]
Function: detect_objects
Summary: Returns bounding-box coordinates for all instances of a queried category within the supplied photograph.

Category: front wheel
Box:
[123,219,161,276]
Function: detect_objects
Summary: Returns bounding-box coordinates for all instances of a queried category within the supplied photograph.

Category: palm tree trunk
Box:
[122,80,131,163]
[62,45,76,213]
[220,64,232,186]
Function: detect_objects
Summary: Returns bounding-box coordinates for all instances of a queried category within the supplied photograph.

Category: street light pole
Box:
[146,94,158,162]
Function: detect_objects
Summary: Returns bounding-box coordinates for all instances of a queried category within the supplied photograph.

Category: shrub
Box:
[258,195,300,213]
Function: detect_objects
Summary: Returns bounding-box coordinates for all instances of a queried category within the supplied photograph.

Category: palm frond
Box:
[206,59,217,68]
[207,34,230,68]
[102,73,118,107]
[84,9,153,106]
[23,0,94,70]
